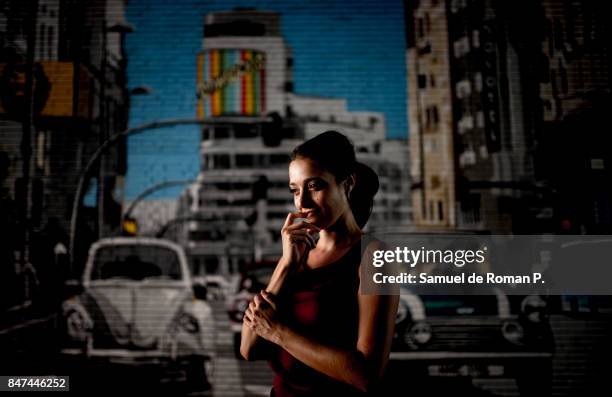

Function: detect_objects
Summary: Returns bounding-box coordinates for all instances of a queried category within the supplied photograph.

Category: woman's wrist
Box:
[278,255,292,269]
[266,259,291,296]
[271,323,288,347]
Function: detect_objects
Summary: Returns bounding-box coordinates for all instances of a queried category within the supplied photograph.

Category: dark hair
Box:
[291,130,379,228]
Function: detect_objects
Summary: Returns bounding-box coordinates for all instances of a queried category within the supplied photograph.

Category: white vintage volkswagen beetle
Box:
[60,237,215,390]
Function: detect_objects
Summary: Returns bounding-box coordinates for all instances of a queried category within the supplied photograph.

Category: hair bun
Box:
[354,162,379,197]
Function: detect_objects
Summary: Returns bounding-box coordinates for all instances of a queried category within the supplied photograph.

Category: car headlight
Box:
[502,320,524,345]
[396,302,409,324]
[66,310,91,341]
[178,312,200,333]
[521,295,547,323]
[229,298,250,322]
[404,321,432,346]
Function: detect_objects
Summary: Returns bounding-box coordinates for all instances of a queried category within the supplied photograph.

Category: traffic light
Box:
[122,217,138,236]
[262,112,283,147]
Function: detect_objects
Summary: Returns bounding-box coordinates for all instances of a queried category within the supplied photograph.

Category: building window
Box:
[457,115,474,134]
[429,200,435,221]
[475,111,485,128]
[270,154,290,165]
[461,194,482,224]
[202,128,211,140]
[453,36,470,58]
[214,126,230,139]
[235,154,254,168]
[479,145,489,159]
[459,146,477,167]
[426,105,440,129]
[417,18,424,38]
[418,74,427,89]
[438,201,444,221]
[450,0,467,14]
[212,154,230,169]
[472,30,480,49]
[424,136,438,153]
[431,175,440,190]
[234,124,257,139]
[456,79,472,99]
[474,73,483,92]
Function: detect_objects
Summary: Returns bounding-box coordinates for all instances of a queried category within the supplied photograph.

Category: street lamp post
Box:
[68,116,272,271]
[17,0,39,304]
[97,20,134,239]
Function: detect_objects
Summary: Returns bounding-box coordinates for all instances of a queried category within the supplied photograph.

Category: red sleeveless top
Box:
[268,237,368,397]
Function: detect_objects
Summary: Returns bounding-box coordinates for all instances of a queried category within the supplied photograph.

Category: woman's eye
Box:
[289,188,298,195]
[308,182,320,190]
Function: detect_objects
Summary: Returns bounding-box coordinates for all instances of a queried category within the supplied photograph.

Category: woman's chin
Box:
[306,216,322,228]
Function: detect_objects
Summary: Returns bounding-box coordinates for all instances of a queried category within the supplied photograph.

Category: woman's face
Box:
[288,157,350,229]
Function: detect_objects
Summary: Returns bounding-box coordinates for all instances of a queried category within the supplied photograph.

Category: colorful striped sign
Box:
[196,49,266,117]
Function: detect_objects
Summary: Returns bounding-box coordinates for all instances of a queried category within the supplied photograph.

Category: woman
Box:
[241,131,399,396]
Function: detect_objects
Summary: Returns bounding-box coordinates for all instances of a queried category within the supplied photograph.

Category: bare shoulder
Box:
[358,234,400,296]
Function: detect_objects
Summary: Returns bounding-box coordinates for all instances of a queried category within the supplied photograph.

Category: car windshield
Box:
[90,244,183,281]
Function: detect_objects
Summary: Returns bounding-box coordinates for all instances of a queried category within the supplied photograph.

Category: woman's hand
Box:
[244,290,282,344]
[280,212,320,268]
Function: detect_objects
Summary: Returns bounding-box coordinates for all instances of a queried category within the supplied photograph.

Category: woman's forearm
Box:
[240,258,292,360]
[273,325,373,393]
[265,257,292,295]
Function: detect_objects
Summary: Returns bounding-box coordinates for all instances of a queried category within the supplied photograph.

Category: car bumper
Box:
[388,351,552,379]
[389,351,552,360]
[60,348,212,366]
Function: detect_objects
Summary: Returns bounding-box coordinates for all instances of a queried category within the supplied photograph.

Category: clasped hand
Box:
[243,290,281,344]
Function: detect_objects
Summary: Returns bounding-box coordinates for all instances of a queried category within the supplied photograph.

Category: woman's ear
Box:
[344,173,356,197]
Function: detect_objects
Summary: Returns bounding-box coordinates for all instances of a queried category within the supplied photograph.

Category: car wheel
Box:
[185,357,213,391]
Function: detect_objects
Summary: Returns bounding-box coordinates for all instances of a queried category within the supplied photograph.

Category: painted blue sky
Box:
[124,0,408,200]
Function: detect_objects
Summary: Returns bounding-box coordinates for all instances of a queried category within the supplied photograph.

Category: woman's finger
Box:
[282,211,305,230]
[243,310,252,323]
[289,237,313,250]
[285,220,319,232]
[260,291,276,309]
[292,234,315,249]
[253,293,263,306]
[288,231,315,248]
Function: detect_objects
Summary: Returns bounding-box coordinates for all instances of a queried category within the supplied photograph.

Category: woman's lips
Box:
[302,210,317,218]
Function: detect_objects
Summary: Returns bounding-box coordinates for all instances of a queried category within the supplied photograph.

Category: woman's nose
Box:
[298,190,314,209]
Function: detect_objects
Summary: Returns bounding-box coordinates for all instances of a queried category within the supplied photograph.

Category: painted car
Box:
[60,237,215,391]
[389,286,554,395]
